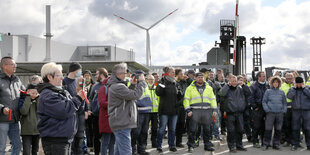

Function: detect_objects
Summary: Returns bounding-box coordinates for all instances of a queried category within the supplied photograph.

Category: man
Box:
[62,62,87,155]
[217,73,227,135]
[0,56,25,155]
[108,63,146,155]
[241,74,252,142]
[249,71,269,148]
[184,72,217,153]
[175,68,188,148]
[37,62,85,155]
[287,77,310,151]
[146,75,159,148]
[219,75,251,153]
[131,70,152,155]
[152,72,159,86]
[186,70,195,85]
[156,67,180,153]
[89,68,109,155]
[280,72,294,146]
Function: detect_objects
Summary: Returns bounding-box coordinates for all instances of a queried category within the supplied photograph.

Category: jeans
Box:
[81,132,88,152]
[72,136,83,155]
[114,128,132,155]
[212,110,220,138]
[101,133,115,155]
[131,113,149,153]
[157,115,178,149]
[22,135,40,155]
[41,137,71,155]
[0,122,22,155]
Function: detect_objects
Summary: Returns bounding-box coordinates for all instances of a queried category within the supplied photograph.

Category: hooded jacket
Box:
[107,75,146,132]
[262,88,287,113]
[0,72,25,123]
[37,83,82,139]
[287,86,310,110]
[218,84,251,113]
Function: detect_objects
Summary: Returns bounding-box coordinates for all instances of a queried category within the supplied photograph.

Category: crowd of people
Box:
[0,56,310,155]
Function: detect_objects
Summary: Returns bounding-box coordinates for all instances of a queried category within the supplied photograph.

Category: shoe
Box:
[169,147,177,152]
[194,140,199,148]
[83,151,91,155]
[132,151,138,155]
[307,147,310,151]
[188,147,194,153]
[291,145,298,151]
[176,144,185,148]
[229,149,237,153]
[215,136,223,141]
[263,146,269,151]
[253,143,261,148]
[157,148,163,153]
[151,144,157,148]
[237,147,247,151]
[284,142,291,147]
[273,145,280,150]
[221,132,226,135]
[204,146,215,151]
[137,151,149,155]
[297,143,304,148]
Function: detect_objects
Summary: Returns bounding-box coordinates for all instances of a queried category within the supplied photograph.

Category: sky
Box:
[0,0,310,73]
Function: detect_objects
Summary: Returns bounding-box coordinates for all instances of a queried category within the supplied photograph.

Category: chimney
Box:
[44,5,53,61]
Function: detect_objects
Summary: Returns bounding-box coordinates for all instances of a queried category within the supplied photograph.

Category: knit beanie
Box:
[69,62,82,73]
[295,76,304,83]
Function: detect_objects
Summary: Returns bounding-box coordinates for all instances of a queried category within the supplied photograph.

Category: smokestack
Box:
[44,5,52,61]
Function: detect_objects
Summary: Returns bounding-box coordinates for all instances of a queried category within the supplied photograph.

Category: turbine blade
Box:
[114,14,147,30]
[148,8,178,30]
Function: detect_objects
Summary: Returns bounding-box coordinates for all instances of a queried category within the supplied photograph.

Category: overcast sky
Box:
[0,0,309,73]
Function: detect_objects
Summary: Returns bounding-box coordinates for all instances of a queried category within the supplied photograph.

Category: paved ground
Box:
[5,134,310,155]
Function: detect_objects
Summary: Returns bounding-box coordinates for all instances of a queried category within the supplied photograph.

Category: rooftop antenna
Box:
[114,9,178,66]
[233,0,239,65]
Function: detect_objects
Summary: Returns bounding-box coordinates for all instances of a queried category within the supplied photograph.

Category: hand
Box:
[131,76,137,85]
[223,112,226,118]
[2,107,10,115]
[228,82,231,86]
[77,89,85,100]
[187,111,193,117]
[213,111,217,116]
[85,112,89,120]
[138,74,145,81]
[255,108,259,111]
[294,83,297,88]
[302,83,305,88]
[88,110,92,116]
[183,75,188,80]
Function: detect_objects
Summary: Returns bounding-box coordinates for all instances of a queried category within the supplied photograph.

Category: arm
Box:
[287,87,296,100]
[20,97,32,115]
[112,81,146,101]
[218,85,229,97]
[282,91,287,113]
[242,84,252,97]
[155,82,165,96]
[262,90,270,112]
[248,84,257,109]
[302,86,310,99]
[183,87,191,113]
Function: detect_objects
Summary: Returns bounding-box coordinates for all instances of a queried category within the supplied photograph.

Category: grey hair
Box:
[112,63,127,75]
[163,66,174,73]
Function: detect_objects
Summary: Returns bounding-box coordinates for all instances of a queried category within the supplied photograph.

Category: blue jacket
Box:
[37,83,82,140]
[287,86,310,110]
[262,88,287,113]
[249,81,269,110]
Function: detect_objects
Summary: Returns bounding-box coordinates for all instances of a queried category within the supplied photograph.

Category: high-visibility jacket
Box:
[136,85,154,113]
[280,83,293,104]
[306,77,310,86]
[183,81,217,111]
[146,85,159,113]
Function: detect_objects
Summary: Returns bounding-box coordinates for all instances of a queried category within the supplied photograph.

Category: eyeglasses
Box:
[54,74,64,78]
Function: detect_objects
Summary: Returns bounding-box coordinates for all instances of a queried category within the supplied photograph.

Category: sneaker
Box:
[176,144,185,148]
[157,148,163,153]
[263,146,269,151]
[284,142,291,147]
[169,147,177,152]
[188,147,194,153]
[273,145,280,150]
[291,145,298,151]
[237,147,247,151]
[253,143,261,148]
[204,146,215,151]
[229,149,237,153]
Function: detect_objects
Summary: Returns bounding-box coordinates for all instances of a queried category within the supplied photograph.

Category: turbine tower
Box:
[114,9,178,66]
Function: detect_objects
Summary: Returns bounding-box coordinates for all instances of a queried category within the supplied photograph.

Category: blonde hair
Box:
[41,62,63,83]
[269,76,282,88]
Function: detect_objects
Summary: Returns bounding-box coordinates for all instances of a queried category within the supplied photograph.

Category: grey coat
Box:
[0,72,25,123]
[262,88,287,113]
[108,75,146,131]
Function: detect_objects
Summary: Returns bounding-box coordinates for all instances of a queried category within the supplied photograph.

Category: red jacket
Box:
[98,77,112,133]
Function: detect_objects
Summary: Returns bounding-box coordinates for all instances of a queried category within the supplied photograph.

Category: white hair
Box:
[112,63,127,75]
[41,62,62,81]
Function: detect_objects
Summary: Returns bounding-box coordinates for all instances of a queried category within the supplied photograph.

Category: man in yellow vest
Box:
[306,77,310,86]
[145,74,159,148]
[280,72,294,146]
[183,72,217,153]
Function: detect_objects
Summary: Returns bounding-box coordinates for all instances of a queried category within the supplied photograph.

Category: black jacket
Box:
[156,77,179,115]
[249,81,269,110]
[176,79,188,108]
[218,84,251,113]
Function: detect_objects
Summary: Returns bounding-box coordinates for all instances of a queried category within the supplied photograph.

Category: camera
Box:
[131,70,145,80]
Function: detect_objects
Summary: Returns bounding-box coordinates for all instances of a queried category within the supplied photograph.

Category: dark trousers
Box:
[149,113,158,146]
[131,113,150,153]
[86,115,94,147]
[252,108,265,144]
[187,109,212,148]
[282,108,292,144]
[220,109,227,133]
[92,116,101,155]
[226,113,244,149]
[176,107,186,145]
[243,107,252,140]
[72,136,84,155]
[263,112,283,147]
[21,135,40,155]
[292,110,310,147]
[42,137,71,155]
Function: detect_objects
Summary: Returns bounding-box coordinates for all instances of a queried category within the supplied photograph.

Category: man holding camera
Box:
[108,63,146,155]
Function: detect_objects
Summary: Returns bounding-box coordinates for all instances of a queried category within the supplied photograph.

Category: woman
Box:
[262,76,287,150]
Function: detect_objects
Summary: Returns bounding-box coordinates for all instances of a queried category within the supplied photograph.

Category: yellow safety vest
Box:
[183,81,217,110]
[144,85,159,113]
[280,83,293,103]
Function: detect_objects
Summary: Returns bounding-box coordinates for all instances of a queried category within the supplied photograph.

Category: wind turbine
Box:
[114,9,178,66]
